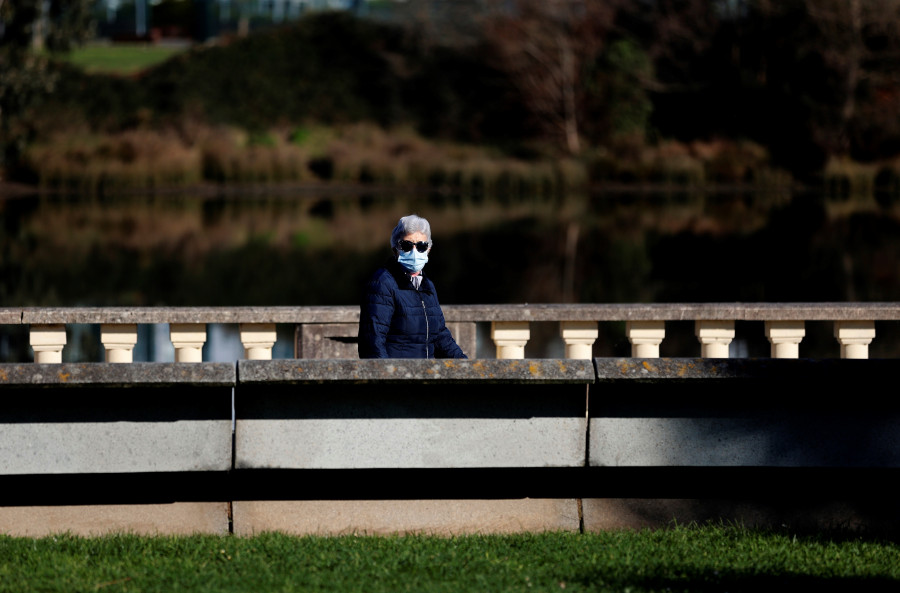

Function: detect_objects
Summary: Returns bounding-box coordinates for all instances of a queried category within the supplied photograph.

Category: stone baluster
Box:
[491,321,530,359]
[764,320,804,358]
[626,320,665,358]
[560,321,598,359]
[695,320,735,358]
[101,324,138,363]
[30,324,67,363]
[834,320,875,359]
[240,323,277,360]
[169,323,207,363]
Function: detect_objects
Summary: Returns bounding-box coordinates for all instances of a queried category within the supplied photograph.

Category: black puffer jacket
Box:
[358,261,466,359]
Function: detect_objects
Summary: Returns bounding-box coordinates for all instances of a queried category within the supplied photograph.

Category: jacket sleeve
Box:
[358,273,394,359]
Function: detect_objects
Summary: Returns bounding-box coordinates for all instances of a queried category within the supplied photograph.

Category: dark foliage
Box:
[402,44,534,144]
[40,11,532,145]
[48,62,146,130]
[141,12,405,129]
[16,2,900,178]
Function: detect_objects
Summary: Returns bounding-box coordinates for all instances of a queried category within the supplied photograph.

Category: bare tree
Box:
[484,0,618,154]
[645,0,718,79]
[803,0,900,155]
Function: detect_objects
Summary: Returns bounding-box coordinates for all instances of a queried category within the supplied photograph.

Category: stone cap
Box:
[594,357,900,381]
[239,358,595,384]
[19,306,358,325]
[9,303,900,326]
[445,303,900,321]
[0,308,23,324]
[0,363,236,387]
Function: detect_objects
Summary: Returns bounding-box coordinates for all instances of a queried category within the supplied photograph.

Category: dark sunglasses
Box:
[398,240,429,253]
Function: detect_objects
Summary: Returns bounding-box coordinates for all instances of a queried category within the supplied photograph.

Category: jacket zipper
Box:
[417,285,430,359]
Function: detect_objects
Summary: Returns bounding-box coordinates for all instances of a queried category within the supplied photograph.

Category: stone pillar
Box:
[240,323,277,360]
[491,321,530,359]
[169,323,207,363]
[764,320,805,359]
[834,320,875,359]
[626,320,665,358]
[695,320,735,358]
[30,324,67,364]
[101,324,138,363]
[560,321,598,360]
[447,321,477,360]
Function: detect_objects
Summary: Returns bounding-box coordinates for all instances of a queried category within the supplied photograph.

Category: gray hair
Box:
[390,214,432,249]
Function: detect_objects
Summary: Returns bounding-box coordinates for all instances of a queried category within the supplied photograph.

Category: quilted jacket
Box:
[358,260,467,359]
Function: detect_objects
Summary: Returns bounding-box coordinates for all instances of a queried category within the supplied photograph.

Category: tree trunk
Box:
[559,32,580,154]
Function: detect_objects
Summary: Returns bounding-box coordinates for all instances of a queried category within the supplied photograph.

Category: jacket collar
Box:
[388,259,430,291]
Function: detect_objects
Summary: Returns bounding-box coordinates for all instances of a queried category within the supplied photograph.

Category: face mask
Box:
[397,249,428,273]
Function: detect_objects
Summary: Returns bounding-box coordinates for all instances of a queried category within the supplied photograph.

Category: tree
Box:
[603,38,654,140]
[802,0,900,157]
[0,0,93,169]
[484,0,619,154]
[626,0,718,86]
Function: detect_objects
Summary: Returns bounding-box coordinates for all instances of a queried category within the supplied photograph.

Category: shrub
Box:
[823,157,877,200]
[23,129,201,191]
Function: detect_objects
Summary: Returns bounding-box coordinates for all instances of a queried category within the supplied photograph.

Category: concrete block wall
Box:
[1,358,898,536]
[234,359,592,470]
[589,359,900,468]
[0,363,234,475]
[0,363,235,535]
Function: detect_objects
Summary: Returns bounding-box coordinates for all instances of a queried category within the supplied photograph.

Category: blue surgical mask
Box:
[398,249,428,273]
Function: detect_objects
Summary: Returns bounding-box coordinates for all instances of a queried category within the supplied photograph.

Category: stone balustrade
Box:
[1,303,898,363]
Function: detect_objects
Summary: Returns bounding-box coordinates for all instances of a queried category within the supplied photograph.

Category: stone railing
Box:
[2,303,899,363]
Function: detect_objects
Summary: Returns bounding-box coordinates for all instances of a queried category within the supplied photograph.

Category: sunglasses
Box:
[398,240,430,253]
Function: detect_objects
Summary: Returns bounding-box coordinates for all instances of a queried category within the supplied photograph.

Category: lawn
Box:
[61,43,188,75]
[1,525,897,592]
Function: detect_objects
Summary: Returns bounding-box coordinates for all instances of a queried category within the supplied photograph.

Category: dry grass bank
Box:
[21,123,581,197]
[18,122,816,197]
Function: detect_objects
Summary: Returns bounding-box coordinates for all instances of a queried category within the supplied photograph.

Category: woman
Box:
[358,214,467,359]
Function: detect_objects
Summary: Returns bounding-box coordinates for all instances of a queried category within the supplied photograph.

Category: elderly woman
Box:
[358,214,467,359]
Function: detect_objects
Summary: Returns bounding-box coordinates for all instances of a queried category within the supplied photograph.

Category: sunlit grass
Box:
[1,526,897,593]
[61,43,187,75]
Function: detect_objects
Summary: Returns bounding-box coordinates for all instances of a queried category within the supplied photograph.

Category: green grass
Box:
[1,526,897,592]
[61,43,187,75]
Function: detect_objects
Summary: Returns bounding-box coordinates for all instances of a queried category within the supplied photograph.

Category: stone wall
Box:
[1,359,898,536]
